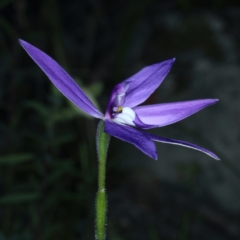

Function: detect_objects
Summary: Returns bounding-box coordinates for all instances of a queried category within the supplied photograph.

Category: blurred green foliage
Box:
[0,80,101,239]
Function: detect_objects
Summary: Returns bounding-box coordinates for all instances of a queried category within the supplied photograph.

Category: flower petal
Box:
[19,39,103,119]
[122,59,175,107]
[134,99,218,128]
[104,120,157,160]
[149,134,220,160]
[133,114,155,129]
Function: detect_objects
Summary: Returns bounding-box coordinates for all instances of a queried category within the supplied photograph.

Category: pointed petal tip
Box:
[19,39,30,49]
[146,143,158,160]
[18,39,25,45]
[206,152,220,160]
[145,145,158,160]
[164,58,176,68]
[207,98,219,106]
[166,58,176,65]
[146,150,158,160]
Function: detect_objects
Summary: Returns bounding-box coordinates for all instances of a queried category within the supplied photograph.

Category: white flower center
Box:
[113,107,136,126]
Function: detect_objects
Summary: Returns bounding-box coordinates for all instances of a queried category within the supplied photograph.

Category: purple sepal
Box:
[149,134,220,160]
[122,59,175,108]
[134,99,218,128]
[19,39,103,119]
[104,120,157,160]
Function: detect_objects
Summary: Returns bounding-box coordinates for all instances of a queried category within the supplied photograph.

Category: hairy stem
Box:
[95,121,110,240]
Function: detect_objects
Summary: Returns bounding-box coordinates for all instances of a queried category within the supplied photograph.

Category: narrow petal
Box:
[104,120,157,160]
[134,99,218,128]
[19,39,103,119]
[122,59,175,107]
[149,134,220,160]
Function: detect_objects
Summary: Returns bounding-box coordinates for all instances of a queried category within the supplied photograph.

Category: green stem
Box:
[95,121,110,240]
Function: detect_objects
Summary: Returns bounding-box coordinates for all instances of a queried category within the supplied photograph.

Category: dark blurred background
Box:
[1,0,240,239]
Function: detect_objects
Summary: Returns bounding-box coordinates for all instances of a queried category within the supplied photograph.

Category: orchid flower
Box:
[19,39,219,160]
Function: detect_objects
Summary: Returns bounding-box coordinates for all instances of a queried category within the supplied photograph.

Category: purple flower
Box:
[19,39,220,160]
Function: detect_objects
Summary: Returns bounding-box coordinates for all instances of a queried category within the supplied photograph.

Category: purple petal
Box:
[19,39,103,119]
[122,59,175,108]
[133,114,155,129]
[104,120,157,160]
[134,99,218,128]
[149,134,220,160]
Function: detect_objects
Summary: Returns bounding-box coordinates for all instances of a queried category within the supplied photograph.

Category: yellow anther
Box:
[117,106,123,113]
